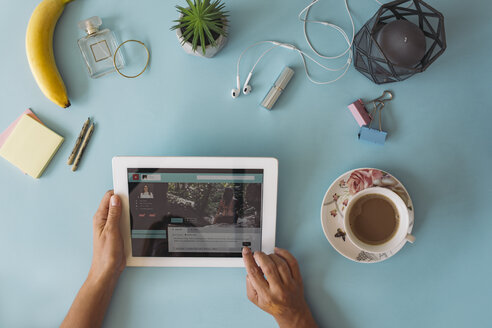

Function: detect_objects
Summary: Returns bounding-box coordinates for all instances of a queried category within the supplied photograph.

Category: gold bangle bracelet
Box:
[113,39,150,79]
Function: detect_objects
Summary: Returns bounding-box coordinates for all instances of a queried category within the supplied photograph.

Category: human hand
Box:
[61,191,125,328]
[89,190,126,283]
[242,247,317,328]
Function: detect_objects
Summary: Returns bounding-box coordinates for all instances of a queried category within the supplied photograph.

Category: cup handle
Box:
[405,234,416,244]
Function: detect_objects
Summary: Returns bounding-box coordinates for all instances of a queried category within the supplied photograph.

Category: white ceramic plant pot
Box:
[175,16,228,58]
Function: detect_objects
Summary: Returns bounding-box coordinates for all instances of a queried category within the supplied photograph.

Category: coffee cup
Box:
[344,187,415,254]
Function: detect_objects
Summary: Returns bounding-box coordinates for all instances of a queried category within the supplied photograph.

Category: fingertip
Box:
[107,195,122,228]
[274,247,289,256]
[242,246,251,256]
[253,251,267,263]
[111,195,121,207]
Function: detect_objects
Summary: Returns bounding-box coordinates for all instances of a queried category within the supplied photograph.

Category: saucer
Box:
[320,168,414,263]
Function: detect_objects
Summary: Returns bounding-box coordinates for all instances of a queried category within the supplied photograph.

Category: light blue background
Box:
[0,0,490,327]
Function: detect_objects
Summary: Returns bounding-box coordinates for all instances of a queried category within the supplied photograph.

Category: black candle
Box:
[375,19,426,68]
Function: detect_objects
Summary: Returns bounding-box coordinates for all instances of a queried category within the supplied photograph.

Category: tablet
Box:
[112,157,278,267]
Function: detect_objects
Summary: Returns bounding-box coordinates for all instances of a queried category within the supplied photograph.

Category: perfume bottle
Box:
[77,16,124,78]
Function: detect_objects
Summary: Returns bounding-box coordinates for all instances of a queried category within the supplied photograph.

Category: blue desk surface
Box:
[1,0,491,327]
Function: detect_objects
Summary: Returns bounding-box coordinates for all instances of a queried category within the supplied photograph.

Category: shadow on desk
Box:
[301,249,353,328]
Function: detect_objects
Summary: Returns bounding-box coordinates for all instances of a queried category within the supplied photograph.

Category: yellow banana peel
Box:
[26,0,74,108]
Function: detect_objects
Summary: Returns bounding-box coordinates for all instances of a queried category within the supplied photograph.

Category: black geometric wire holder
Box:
[353,0,446,84]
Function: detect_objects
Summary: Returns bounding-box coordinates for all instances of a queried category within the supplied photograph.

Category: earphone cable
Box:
[299,0,355,60]
[250,44,280,74]
[296,49,352,84]
[236,41,276,86]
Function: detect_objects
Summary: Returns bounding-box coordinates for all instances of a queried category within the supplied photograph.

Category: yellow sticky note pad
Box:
[0,114,63,178]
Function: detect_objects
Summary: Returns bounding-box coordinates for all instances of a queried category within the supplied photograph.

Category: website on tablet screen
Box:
[127,168,263,257]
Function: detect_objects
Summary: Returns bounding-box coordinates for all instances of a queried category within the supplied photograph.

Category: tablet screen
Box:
[127,168,263,257]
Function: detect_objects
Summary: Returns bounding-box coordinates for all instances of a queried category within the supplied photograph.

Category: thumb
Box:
[106,195,122,230]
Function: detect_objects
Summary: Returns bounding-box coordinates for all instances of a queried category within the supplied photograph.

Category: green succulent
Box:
[171,0,229,55]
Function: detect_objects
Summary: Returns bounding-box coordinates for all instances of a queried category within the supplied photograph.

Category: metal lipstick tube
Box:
[261,66,294,110]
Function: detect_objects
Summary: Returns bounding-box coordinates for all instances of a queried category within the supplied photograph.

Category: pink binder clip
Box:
[348,99,372,127]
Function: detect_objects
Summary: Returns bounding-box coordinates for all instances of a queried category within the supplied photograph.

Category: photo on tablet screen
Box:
[127,168,263,258]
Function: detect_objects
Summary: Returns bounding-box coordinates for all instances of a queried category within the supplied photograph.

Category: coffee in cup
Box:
[348,194,399,245]
[344,187,414,254]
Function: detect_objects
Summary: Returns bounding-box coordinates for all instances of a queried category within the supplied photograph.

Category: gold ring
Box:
[113,39,150,79]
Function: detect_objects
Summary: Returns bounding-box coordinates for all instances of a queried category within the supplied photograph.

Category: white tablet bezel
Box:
[112,156,278,267]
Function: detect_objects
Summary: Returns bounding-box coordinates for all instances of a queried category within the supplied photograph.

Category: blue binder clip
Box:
[358,126,387,145]
[358,91,392,145]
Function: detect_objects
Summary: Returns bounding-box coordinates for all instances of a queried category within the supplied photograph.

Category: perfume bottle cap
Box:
[78,16,102,35]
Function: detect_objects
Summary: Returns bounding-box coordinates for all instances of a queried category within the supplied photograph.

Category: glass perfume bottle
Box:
[77,16,124,78]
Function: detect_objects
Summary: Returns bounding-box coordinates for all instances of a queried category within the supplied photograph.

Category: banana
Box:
[26,0,74,108]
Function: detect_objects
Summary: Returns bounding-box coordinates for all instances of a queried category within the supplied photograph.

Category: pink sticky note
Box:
[348,99,372,127]
[0,109,43,149]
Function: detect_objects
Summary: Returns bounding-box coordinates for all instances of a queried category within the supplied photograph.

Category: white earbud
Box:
[231,41,282,99]
[231,75,241,99]
[242,72,252,95]
[243,85,252,95]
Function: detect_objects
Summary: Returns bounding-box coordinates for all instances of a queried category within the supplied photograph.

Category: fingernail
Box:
[242,246,250,255]
[111,195,120,207]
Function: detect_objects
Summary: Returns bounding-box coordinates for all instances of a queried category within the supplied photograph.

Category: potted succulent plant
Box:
[171,0,229,58]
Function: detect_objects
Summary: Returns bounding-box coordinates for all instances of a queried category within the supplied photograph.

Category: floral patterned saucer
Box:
[320,168,414,263]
